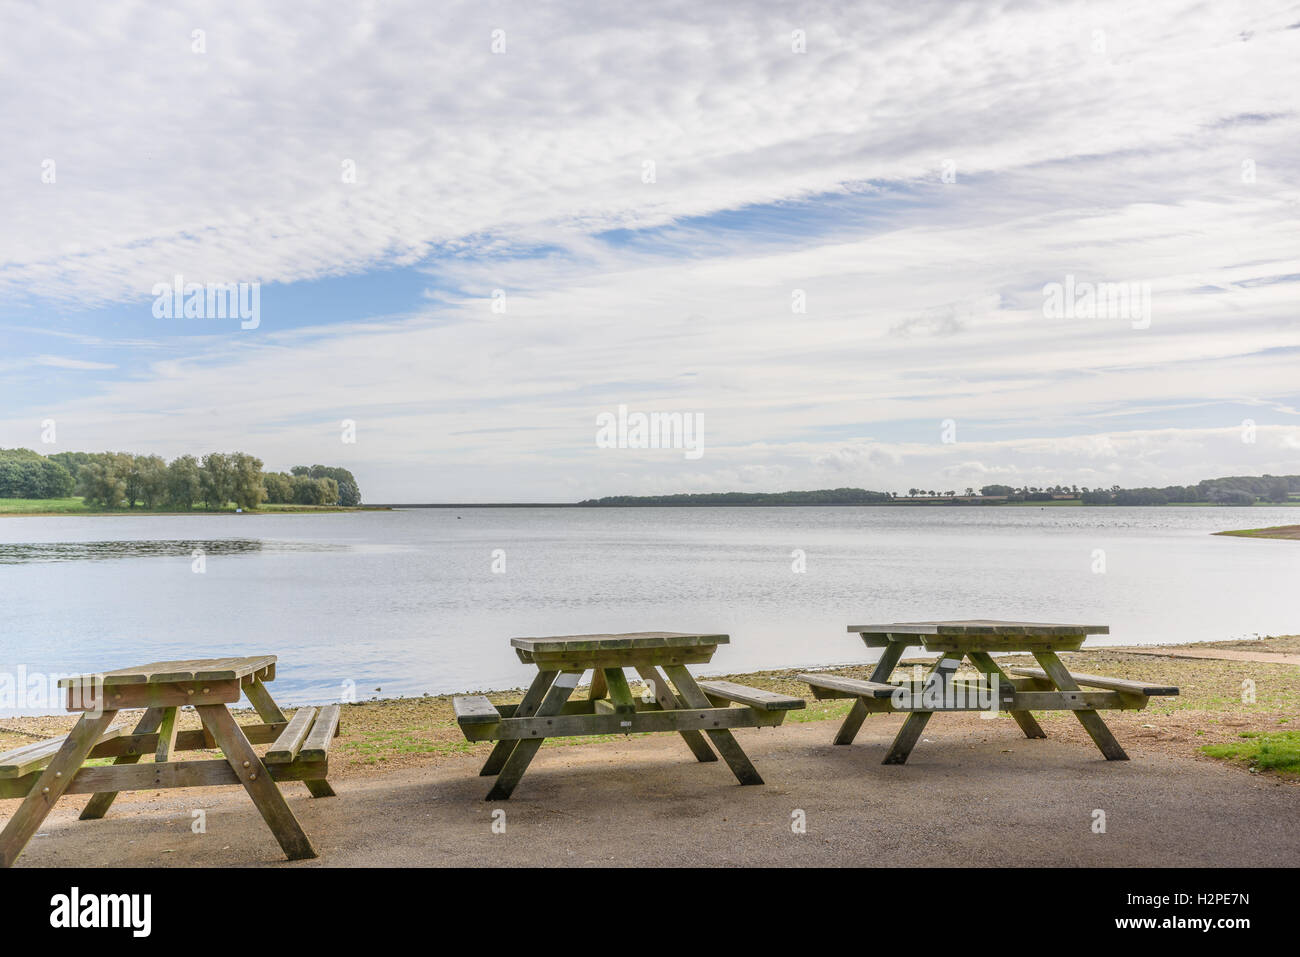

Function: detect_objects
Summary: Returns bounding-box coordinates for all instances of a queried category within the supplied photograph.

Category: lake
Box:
[1,506,1297,714]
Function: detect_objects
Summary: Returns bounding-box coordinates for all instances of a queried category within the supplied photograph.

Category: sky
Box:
[2,0,1298,502]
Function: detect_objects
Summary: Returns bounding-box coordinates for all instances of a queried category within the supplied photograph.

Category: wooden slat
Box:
[798,673,898,699]
[154,707,180,762]
[516,648,718,669]
[511,632,729,654]
[1006,667,1178,697]
[454,695,502,726]
[0,725,128,778]
[696,680,805,711]
[59,655,277,687]
[849,620,1109,637]
[67,679,242,712]
[300,704,341,761]
[264,707,317,764]
[464,705,786,742]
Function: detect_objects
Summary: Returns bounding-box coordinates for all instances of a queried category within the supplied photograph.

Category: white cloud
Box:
[2,1,1298,499]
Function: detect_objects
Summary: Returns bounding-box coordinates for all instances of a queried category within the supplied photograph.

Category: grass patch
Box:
[1214,525,1300,540]
[1201,731,1300,777]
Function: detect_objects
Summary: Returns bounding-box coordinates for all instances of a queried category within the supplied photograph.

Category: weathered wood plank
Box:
[67,679,242,712]
[453,695,502,726]
[696,680,805,712]
[849,621,1108,637]
[798,673,898,699]
[154,707,180,762]
[462,705,786,741]
[601,668,637,713]
[515,648,717,669]
[264,707,317,764]
[242,679,288,723]
[300,704,341,762]
[1006,667,1178,697]
[511,632,729,654]
[59,656,277,687]
[62,759,329,793]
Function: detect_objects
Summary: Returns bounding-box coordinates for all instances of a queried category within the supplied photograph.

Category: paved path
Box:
[1118,647,1300,666]
[7,719,1296,868]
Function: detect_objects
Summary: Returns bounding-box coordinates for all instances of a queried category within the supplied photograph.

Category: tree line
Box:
[0,449,360,510]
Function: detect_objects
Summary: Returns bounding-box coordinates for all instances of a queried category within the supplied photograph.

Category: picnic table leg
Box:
[485,671,581,801]
[834,641,906,746]
[882,654,962,765]
[480,669,559,777]
[636,665,716,763]
[966,651,1046,739]
[1033,651,1129,761]
[79,707,165,820]
[663,665,763,785]
[588,668,608,702]
[1,709,119,868]
[244,680,335,798]
[196,704,318,861]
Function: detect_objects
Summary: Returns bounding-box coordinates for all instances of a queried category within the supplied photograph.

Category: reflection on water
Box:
[0,539,345,565]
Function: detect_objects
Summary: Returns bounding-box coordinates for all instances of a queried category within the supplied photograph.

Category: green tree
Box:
[166,455,201,510]
[78,453,132,508]
[199,453,234,509]
[131,455,168,508]
[230,453,266,509]
[262,471,293,504]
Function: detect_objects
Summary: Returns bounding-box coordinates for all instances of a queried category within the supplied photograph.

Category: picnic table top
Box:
[510,632,729,654]
[848,620,1109,637]
[57,655,278,687]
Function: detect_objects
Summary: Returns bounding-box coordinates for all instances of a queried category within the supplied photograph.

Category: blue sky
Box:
[2,1,1299,500]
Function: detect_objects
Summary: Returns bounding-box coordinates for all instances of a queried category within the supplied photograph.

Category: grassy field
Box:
[1214,524,1300,540]
[0,497,385,516]
[3,637,1296,782]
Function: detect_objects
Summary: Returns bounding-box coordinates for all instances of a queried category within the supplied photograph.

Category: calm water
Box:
[2,506,1297,714]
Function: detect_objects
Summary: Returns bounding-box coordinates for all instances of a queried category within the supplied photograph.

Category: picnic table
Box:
[799,620,1179,764]
[454,632,805,800]
[0,656,339,867]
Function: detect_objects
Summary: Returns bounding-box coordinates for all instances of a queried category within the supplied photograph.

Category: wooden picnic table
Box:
[454,632,805,800]
[0,656,340,867]
[799,620,1179,764]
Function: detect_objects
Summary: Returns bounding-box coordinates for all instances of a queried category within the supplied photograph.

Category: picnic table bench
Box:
[0,656,339,867]
[800,620,1179,764]
[455,632,805,799]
